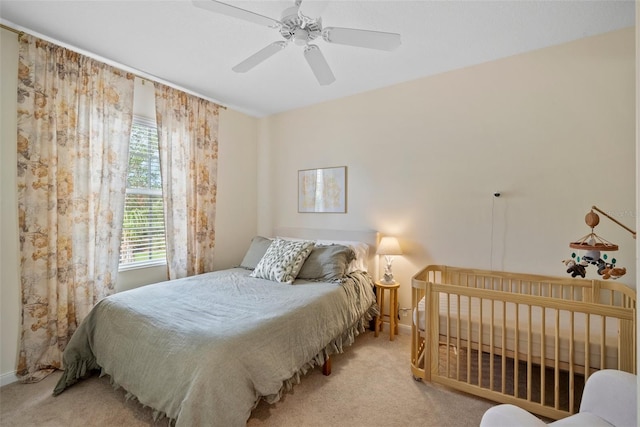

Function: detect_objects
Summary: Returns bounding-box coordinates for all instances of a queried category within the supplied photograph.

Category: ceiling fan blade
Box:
[297,0,328,22]
[322,27,401,51]
[232,42,287,73]
[303,45,335,86]
[192,0,281,28]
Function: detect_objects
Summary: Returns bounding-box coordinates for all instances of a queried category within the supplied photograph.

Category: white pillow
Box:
[250,238,315,284]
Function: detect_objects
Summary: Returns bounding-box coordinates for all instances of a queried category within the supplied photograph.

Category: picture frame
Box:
[298,166,347,213]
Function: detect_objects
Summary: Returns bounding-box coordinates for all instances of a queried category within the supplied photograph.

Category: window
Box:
[119,116,166,269]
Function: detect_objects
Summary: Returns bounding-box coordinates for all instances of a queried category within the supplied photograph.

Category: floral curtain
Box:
[16,35,134,382]
[154,83,219,279]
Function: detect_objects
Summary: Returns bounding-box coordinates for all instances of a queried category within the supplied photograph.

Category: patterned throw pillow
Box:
[250,238,315,284]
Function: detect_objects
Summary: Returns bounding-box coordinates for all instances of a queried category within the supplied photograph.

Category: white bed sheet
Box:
[414,294,620,369]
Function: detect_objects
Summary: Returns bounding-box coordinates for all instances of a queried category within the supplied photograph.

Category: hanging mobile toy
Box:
[561,255,586,278]
[563,206,636,280]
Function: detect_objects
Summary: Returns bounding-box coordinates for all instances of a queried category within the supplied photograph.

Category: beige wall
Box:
[636,3,640,402]
[0,28,259,382]
[1,26,636,383]
[1,28,21,385]
[258,28,637,325]
[213,107,259,271]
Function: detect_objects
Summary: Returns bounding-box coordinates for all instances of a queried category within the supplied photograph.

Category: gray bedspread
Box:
[53,268,377,426]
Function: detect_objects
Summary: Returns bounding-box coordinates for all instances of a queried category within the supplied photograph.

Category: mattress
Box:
[414,294,620,369]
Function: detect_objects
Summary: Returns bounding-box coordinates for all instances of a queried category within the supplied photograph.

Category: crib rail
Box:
[411,265,636,421]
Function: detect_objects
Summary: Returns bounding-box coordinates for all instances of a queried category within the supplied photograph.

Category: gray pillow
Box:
[239,236,272,270]
[297,244,356,282]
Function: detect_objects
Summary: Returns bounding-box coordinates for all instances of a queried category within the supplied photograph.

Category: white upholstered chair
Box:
[479,369,637,427]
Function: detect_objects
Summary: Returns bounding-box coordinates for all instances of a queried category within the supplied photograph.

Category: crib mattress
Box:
[414,294,620,369]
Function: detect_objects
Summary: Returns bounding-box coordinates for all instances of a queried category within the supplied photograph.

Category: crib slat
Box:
[501,301,506,394]
[584,314,590,382]
[513,302,519,399]
[600,316,606,369]
[466,294,471,384]
[445,293,451,378]
[455,293,460,381]
[540,307,546,407]
[554,309,560,410]
[478,297,483,388]
[527,305,532,402]
[569,311,575,413]
[489,298,495,392]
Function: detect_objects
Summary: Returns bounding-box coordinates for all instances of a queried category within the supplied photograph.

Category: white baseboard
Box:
[0,371,18,387]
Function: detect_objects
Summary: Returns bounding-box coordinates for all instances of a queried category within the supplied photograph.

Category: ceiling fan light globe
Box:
[293,28,309,46]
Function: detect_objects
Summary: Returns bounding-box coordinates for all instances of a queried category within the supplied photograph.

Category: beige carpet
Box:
[438,345,584,414]
[1,331,496,426]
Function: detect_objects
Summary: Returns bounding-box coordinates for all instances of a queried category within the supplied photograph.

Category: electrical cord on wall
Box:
[490,192,501,271]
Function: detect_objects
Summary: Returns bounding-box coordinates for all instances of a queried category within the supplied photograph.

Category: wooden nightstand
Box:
[374,281,400,341]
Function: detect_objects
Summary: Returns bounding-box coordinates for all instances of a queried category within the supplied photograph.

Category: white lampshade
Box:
[376,237,402,256]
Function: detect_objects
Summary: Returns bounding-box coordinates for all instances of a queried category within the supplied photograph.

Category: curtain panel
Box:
[154,83,219,279]
[16,35,134,382]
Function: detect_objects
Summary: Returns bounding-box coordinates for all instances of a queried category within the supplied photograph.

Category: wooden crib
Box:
[411,265,636,421]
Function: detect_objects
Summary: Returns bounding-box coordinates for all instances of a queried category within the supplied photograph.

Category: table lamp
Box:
[376,236,402,284]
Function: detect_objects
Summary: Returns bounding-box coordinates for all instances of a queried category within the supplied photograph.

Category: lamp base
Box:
[380,273,396,284]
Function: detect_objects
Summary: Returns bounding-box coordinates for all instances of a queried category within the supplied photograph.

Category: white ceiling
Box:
[0,0,635,117]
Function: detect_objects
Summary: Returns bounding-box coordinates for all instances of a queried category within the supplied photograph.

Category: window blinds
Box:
[119,117,167,268]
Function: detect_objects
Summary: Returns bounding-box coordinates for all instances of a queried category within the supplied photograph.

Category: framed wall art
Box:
[298,166,347,213]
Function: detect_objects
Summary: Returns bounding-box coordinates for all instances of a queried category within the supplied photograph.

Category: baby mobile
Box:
[563,206,636,280]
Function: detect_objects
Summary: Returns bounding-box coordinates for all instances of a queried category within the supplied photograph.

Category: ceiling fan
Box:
[192,0,401,85]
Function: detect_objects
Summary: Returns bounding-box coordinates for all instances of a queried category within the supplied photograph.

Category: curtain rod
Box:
[0,21,227,110]
[0,23,23,36]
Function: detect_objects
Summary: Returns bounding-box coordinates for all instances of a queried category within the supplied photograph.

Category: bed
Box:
[411,265,636,420]
[53,228,379,426]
